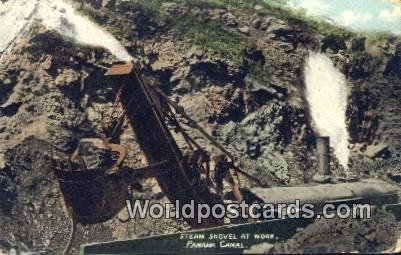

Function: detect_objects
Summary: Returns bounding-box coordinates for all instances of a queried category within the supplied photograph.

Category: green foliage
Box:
[363,31,397,44]
[176,0,354,40]
[131,0,257,65]
[79,0,398,60]
[173,17,251,65]
[131,0,166,16]
[171,0,286,11]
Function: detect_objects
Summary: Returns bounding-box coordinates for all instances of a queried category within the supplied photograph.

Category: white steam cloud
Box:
[304,51,350,169]
[0,0,133,61]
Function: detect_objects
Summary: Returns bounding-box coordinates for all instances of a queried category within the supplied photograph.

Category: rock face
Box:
[0,0,401,254]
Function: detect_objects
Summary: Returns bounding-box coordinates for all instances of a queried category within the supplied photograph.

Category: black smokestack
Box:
[316,136,331,176]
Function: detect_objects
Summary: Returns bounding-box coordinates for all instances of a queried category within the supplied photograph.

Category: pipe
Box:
[316,136,331,176]
[312,136,331,183]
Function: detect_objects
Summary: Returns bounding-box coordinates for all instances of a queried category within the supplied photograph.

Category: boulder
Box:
[365,143,391,159]
[267,25,296,43]
[259,17,273,31]
[321,35,346,53]
[221,12,238,27]
[254,5,264,11]
[239,26,251,34]
[73,138,114,170]
[0,102,21,117]
[252,18,262,29]
[162,2,184,16]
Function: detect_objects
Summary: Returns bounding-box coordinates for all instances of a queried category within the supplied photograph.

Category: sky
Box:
[286,0,401,34]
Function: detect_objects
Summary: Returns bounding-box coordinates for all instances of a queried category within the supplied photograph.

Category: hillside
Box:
[0,0,401,253]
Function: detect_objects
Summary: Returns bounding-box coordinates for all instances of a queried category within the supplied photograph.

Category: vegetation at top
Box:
[78,0,399,66]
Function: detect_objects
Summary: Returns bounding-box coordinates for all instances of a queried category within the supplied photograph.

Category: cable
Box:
[154,87,266,187]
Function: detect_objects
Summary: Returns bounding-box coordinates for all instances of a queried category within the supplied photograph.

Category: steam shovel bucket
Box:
[52,141,130,225]
[53,166,129,225]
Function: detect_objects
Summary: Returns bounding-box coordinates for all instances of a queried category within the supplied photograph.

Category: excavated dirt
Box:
[274,209,401,254]
[1,0,401,254]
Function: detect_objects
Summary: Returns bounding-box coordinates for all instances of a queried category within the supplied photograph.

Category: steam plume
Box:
[0,0,133,61]
[304,51,350,169]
